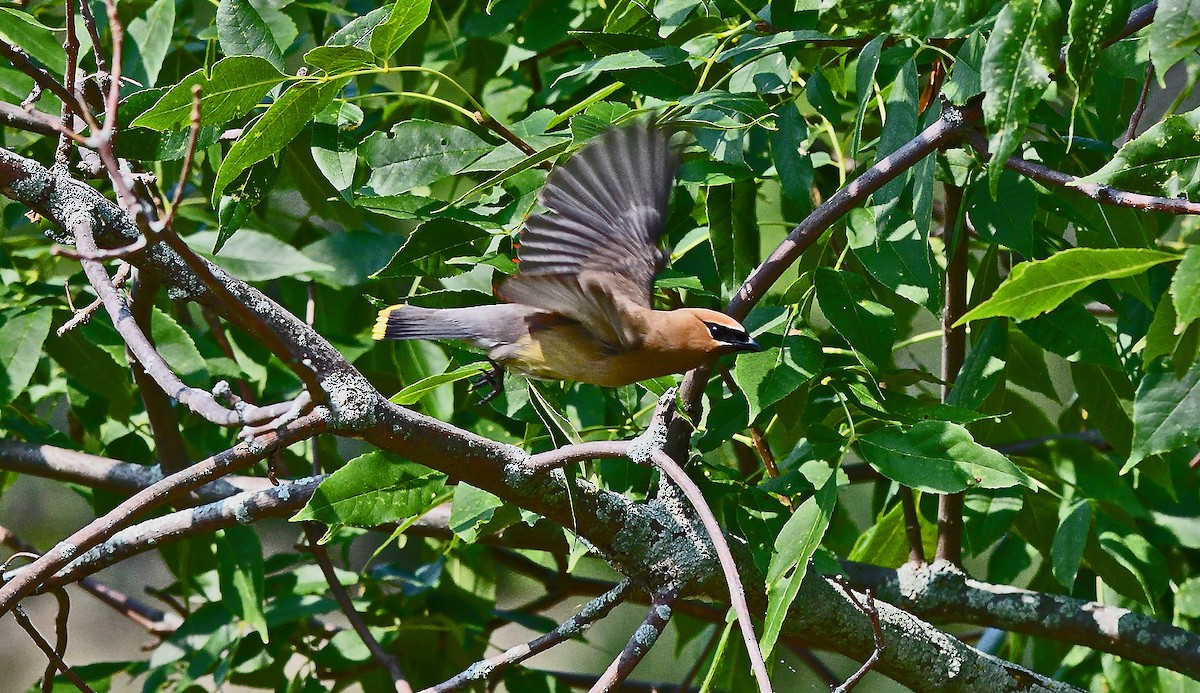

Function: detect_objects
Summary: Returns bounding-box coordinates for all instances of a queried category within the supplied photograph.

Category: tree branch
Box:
[841,560,1200,681]
[963,129,1200,215]
[936,185,967,566]
[0,411,326,616]
[592,586,679,692]
[426,580,632,693]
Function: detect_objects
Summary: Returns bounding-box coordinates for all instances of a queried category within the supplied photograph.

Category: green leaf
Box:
[361,120,490,197]
[327,6,389,50]
[216,526,268,642]
[0,308,51,405]
[981,0,1066,193]
[304,45,377,74]
[390,362,490,406]
[1171,245,1200,328]
[0,8,64,74]
[1051,499,1092,590]
[126,0,175,87]
[770,102,813,207]
[966,173,1038,257]
[291,451,446,526]
[1127,356,1200,469]
[706,181,759,295]
[1019,301,1124,370]
[187,229,335,282]
[213,78,348,203]
[150,307,208,383]
[1176,577,1200,617]
[216,157,280,253]
[1144,292,1181,363]
[717,30,831,63]
[760,473,836,658]
[1097,525,1169,605]
[217,0,293,70]
[957,248,1179,325]
[1077,108,1200,198]
[1065,0,1131,113]
[859,421,1033,494]
[554,46,689,84]
[302,230,403,288]
[372,218,489,279]
[849,494,937,567]
[448,483,504,543]
[369,0,431,60]
[734,326,822,423]
[946,320,1007,410]
[1072,361,1134,457]
[1149,0,1200,82]
[850,35,884,157]
[131,56,287,132]
[814,268,895,370]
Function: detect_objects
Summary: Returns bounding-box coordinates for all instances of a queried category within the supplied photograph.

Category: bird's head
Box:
[677,308,763,355]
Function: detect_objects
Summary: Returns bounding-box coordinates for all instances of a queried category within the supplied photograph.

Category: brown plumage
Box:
[373,123,761,387]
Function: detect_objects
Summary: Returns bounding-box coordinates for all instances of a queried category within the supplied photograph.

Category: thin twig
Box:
[129,273,190,474]
[11,605,96,693]
[57,263,130,337]
[527,390,774,693]
[831,578,885,693]
[426,581,632,693]
[43,588,71,693]
[1118,64,1154,146]
[163,85,203,229]
[471,111,554,171]
[935,185,967,567]
[0,41,97,133]
[71,218,303,428]
[56,0,80,166]
[591,586,680,692]
[0,412,326,617]
[52,234,147,260]
[963,129,1200,215]
[303,525,413,693]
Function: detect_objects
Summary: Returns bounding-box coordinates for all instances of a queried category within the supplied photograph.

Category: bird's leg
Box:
[471,359,505,404]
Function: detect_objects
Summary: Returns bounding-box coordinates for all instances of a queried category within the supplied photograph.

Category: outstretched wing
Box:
[499,122,679,352]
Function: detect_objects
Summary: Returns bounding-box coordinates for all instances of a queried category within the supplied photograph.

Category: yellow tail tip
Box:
[372,304,405,341]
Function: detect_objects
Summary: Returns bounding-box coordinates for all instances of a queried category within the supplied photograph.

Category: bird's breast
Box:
[489,319,712,387]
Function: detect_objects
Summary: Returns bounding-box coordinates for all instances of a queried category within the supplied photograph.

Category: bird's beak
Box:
[739,337,764,353]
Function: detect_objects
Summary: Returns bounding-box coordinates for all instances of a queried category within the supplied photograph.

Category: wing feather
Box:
[500,122,679,351]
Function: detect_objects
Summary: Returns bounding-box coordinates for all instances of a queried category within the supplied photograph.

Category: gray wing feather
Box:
[500,123,678,351]
[513,122,678,302]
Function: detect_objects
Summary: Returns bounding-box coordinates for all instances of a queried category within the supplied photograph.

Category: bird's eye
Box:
[704,322,746,343]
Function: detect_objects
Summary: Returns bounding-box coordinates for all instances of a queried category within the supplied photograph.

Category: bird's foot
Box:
[471,360,504,405]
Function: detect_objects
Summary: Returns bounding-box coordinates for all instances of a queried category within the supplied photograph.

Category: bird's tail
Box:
[373,305,482,341]
[373,304,541,349]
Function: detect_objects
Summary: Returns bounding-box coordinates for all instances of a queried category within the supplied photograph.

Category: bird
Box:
[372,122,762,388]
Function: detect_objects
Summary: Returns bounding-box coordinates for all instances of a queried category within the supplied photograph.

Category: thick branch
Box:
[842,561,1200,681]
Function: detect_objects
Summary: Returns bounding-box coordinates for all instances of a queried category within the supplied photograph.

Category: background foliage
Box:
[1,0,1200,690]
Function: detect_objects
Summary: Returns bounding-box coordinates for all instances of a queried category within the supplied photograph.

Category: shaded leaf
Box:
[1051,499,1093,590]
[372,218,489,279]
[1065,0,1131,111]
[187,229,334,282]
[217,0,292,70]
[448,483,504,543]
[814,267,895,370]
[0,308,51,405]
[1128,356,1200,468]
[1171,244,1200,328]
[1149,0,1200,81]
[126,0,175,87]
[216,526,268,642]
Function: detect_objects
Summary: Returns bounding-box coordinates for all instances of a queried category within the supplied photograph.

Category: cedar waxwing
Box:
[373,122,762,388]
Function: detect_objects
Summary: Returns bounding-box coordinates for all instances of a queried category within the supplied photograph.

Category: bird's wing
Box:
[499,122,679,352]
